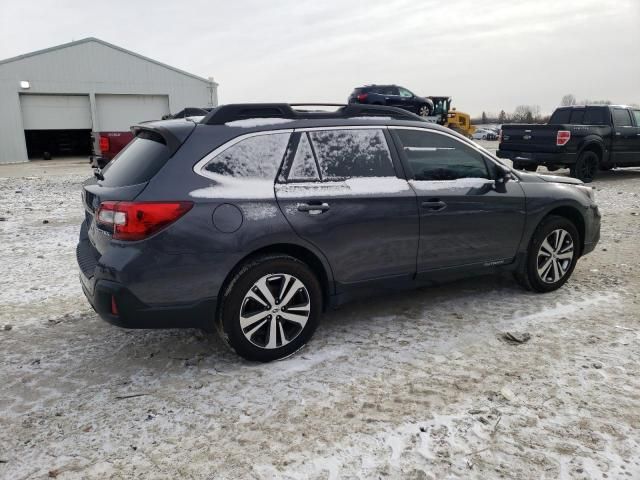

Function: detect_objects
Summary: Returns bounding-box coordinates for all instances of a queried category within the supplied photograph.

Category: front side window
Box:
[613,109,633,127]
[307,129,396,180]
[398,88,413,98]
[394,129,489,181]
[633,110,640,126]
[203,132,290,179]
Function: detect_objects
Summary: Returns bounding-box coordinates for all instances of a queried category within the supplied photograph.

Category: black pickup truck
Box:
[497,105,640,182]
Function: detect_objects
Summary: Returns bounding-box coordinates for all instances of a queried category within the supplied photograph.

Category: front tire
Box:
[418,104,432,117]
[218,255,322,362]
[516,215,580,292]
[570,150,599,183]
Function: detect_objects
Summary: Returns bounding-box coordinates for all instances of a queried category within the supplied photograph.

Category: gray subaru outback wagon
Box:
[77,103,600,361]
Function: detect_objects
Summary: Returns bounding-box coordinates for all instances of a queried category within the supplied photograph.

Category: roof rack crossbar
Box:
[202,103,425,125]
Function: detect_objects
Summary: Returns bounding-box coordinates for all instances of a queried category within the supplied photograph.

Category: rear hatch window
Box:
[99,130,170,187]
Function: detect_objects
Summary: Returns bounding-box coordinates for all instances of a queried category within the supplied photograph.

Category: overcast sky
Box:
[1,0,638,116]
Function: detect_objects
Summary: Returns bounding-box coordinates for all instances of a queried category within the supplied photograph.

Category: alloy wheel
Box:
[239,273,311,349]
[536,229,574,284]
[419,106,429,116]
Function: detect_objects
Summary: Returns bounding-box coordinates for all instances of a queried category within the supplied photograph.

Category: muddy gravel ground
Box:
[1,153,639,479]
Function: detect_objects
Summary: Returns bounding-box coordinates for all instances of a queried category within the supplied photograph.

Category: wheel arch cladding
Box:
[579,141,604,161]
[544,206,585,255]
[217,243,333,313]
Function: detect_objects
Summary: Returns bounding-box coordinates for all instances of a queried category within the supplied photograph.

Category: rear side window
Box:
[204,133,290,179]
[288,134,319,181]
[613,109,633,127]
[394,129,489,181]
[550,108,571,124]
[100,131,169,187]
[569,109,585,124]
[307,129,395,179]
[584,107,607,125]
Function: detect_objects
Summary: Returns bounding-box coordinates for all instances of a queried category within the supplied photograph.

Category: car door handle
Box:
[297,202,330,215]
[421,200,447,211]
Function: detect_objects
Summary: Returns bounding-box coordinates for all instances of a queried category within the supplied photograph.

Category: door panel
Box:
[410,179,526,270]
[612,108,636,164]
[391,127,526,272]
[275,129,419,286]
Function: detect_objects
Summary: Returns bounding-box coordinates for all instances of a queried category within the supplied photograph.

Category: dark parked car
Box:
[498,105,640,182]
[348,85,434,117]
[77,103,600,361]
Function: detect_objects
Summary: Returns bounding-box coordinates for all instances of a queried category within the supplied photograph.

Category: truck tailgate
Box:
[500,124,562,153]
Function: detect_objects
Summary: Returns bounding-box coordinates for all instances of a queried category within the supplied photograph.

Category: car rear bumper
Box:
[77,235,216,330]
[497,150,577,165]
[80,276,215,329]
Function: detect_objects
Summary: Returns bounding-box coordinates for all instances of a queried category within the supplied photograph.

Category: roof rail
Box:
[202,103,425,125]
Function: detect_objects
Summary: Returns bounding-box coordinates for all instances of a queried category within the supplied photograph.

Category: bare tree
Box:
[561,94,576,106]
[512,105,542,123]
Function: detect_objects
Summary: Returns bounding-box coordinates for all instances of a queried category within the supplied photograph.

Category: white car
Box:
[472,129,498,140]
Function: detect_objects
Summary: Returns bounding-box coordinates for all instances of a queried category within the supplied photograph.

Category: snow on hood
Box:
[225,118,294,128]
[538,174,584,185]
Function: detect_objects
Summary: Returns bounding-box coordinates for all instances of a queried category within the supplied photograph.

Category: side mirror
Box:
[495,167,513,183]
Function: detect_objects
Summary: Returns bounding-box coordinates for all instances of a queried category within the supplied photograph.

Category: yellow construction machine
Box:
[428,96,476,138]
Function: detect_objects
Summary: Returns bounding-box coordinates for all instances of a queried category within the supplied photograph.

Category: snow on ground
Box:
[1,158,640,479]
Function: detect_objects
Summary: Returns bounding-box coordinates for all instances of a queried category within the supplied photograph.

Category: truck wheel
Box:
[570,151,598,183]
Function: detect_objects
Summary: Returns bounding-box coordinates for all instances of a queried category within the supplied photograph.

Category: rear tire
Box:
[570,150,599,183]
[217,255,322,362]
[515,215,580,293]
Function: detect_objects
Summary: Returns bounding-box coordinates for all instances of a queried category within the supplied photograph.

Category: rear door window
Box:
[307,129,396,179]
[583,107,607,125]
[203,132,290,179]
[100,131,170,187]
[550,109,571,124]
[632,110,640,127]
[569,109,585,124]
[288,133,320,181]
[613,109,633,127]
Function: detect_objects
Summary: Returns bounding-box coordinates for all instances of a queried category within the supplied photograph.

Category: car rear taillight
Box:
[556,130,571,146]
[99,136,110,153]
[96,201,193,241]
[356,93,368,102]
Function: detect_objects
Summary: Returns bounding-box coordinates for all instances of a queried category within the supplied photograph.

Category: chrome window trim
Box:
[294,125,387,132]
[193,129,294,180]
[388,125,516,179]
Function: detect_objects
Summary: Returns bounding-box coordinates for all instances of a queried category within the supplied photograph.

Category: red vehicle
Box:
[90,131,134,168]
[90,107,212,168]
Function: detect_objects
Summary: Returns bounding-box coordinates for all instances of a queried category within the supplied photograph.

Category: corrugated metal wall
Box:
[0,39,218,163]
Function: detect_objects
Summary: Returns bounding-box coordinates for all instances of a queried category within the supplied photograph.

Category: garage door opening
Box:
[24,129,92,160]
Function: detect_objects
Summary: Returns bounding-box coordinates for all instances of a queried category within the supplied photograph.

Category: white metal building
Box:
[0,37,218,164]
